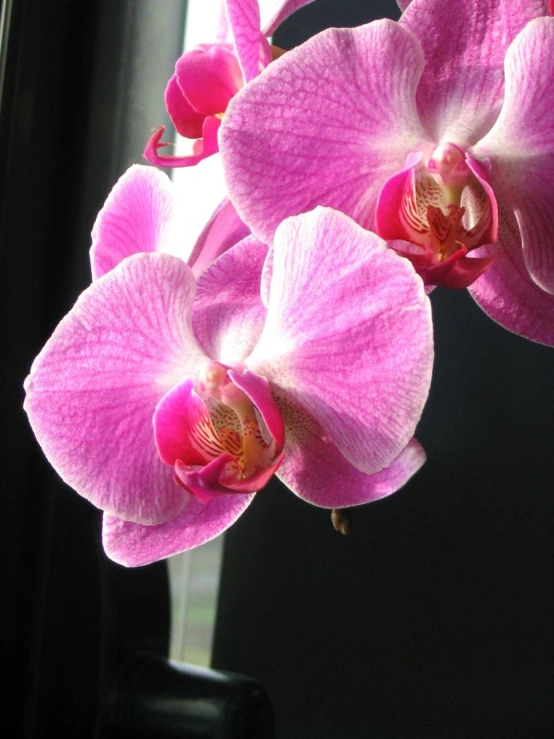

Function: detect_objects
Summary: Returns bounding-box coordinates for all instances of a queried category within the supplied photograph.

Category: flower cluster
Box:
[24,0,554,566]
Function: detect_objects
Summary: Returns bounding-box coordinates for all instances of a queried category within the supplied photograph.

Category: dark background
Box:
[1,1,553,738]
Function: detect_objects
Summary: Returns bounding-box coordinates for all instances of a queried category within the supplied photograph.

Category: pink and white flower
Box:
[144,0,314,168]
[90,164,250,278]
[220,0,554,345]
[24,187,433,566]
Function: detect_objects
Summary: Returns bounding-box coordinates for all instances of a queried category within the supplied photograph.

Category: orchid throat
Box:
[376,143,499,290]
[154,362,285,503]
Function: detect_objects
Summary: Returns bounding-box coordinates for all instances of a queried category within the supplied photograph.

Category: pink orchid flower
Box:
[220,0,554,345]
[24,201,433,566]
[144,0,314,168]
[91,164,250,278]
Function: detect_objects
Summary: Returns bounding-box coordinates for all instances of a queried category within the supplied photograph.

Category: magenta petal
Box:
[192,235,268,364]
[24,254,206,525]
[375,159,418,242]
[187,197,251,276]
[473,18,554,293]
[278,398,426,507]
[165,74,205,138]
[401,0,547,145]
[90,165,179,280]
[175,454,238,501]
[248,207,434,475]
[176,45,243,116]
[177,450,282,499]
[154,379,220,467]
[220,19,427,241]
[102,492,254,566]
[144,118,221,168]
[468,207,554,347]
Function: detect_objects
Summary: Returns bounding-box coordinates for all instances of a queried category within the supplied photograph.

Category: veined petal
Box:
[187,197,251,276]
[192,235,268,364]
[220,19,428,242]
[282,437,425,508]
[468,204,554,346]
[247,207,434,475]
[90,165,180,280]
[401,0,547,145]
[102,493,254,566]
[225,0,267,83]
[472,18,554,293]
[24,254,206,525]
[275,391,426,507]
[175,45,243,116]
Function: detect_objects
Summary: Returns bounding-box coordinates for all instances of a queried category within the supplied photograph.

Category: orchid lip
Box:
[154,365,284,501]
[375,144,499,288]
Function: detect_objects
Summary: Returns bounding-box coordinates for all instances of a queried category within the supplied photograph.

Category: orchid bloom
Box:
[90,164,250,278]
[220,0,554,345]
[24,186,433,566]
[144,0,314,168]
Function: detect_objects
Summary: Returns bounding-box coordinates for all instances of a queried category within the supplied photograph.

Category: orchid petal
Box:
[24,254,206,525]
[175,45,243,116]
[102,492,254,566]
[165,75,205,138]
[396,0,411,10]
[375,157,422,243]
[401,0,546,145]
[279,407,426,508]
[90,165,180,280]
[472,18,554,293]
[187,197,251,276]
[260,245,273,309]
[225,0,266,83]
[469,205,554,347]
[247,207,434,475]
[220,19,428,242]
[192,235,268,364]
